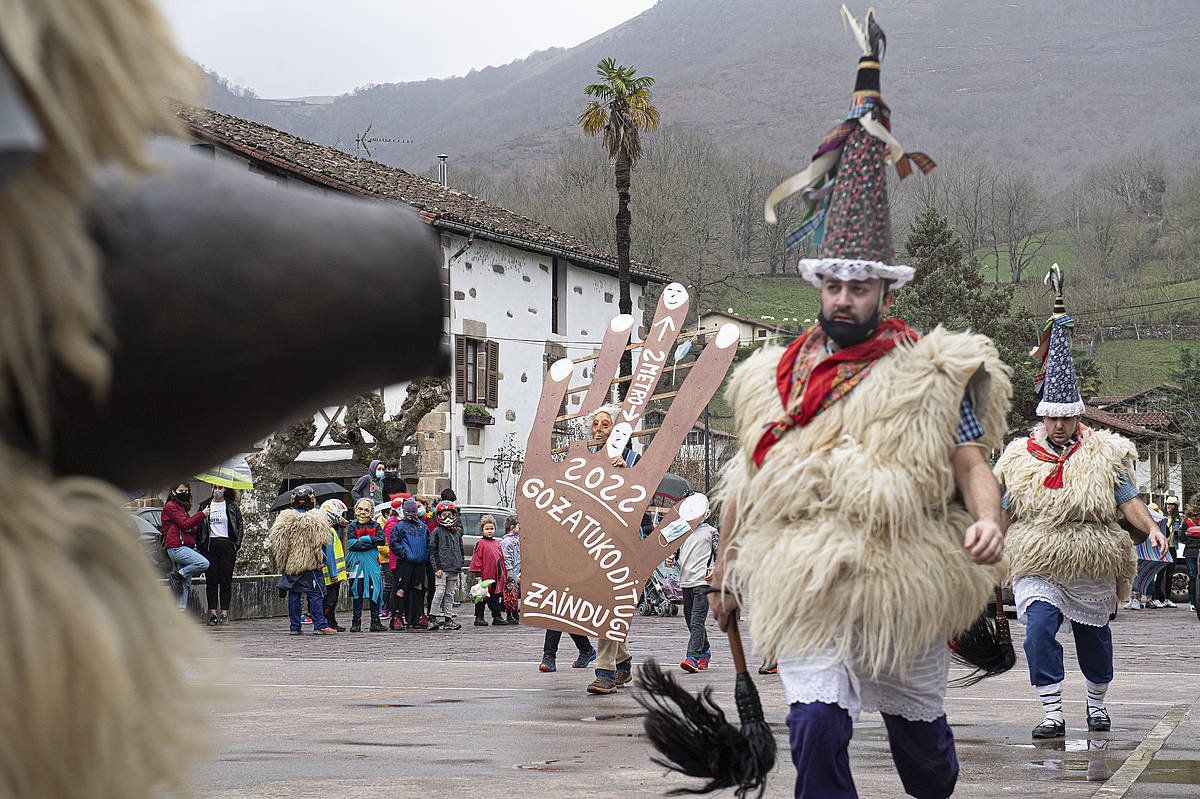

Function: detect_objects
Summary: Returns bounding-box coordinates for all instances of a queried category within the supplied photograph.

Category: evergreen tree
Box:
[891,207,1040,433]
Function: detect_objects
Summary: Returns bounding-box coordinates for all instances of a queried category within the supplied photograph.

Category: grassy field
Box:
[709,276,820,326]
[1092,338,1195,396]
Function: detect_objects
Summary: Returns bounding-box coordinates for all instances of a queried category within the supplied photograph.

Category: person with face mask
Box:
[585,405,647,694]
[198,485,243,625]
[162,482,210,611]
[389,497,430,630]
[428,500,464,631]
[352,459,385,504]
[345,498,386,632]
[380,460,408,502]
[319,499,349,632]
[267,486,337,635]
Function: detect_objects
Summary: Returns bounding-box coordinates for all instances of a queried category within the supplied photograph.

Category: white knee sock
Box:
[1037,682,1064,723]
[1085,679,1109,712]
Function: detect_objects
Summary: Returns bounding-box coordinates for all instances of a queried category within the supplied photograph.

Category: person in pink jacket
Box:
[469,514,507,626]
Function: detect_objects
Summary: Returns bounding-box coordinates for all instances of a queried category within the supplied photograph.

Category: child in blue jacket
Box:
[389,498,430,630]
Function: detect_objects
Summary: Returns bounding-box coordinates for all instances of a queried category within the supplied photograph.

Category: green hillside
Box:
[1092,339,1194,396]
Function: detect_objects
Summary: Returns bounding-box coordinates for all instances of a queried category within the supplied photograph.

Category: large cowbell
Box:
[49,139,447,487]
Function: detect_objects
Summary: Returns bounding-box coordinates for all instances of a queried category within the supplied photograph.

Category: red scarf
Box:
[1026,426,1089,489]
[752,318,918,467]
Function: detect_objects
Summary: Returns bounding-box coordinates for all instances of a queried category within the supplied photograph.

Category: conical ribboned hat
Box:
[1033,264,1084,417]
[765,6,936,290]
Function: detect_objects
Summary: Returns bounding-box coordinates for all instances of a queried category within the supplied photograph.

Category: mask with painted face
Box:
[212,488,225,500]
[354,499,374,524]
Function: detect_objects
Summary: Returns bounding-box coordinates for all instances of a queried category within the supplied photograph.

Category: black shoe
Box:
[334,625,346,632]
[207,615,219,626]
[1087,708,1111,732]
[474,618,488,626]
[506,617,520,625]
[441,620,462,630]
[492,618,507,626]
[1032,718,1066,739]
[168,570,183,593]
[369,619,386,632]
[349,619,362,632]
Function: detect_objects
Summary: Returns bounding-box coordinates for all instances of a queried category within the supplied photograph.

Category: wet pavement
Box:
[190,603,1200,797]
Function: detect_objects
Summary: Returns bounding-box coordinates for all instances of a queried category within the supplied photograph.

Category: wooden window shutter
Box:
[485,340,500,408]
[454,336,467,403]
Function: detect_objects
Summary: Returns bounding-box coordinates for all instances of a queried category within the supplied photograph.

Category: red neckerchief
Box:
[1026,425,1090,489]
[752,318,918,467]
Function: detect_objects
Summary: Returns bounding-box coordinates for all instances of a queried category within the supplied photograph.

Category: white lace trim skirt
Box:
[1013,574,1116,628]
[777,644,949,723]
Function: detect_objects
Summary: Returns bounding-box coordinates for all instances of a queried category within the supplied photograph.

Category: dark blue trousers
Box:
[288,590,329,631]
[1022,600,1113,686]
[787,702,959,799]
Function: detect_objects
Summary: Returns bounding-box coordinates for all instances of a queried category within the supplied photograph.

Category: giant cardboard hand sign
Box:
[518,284,739,641]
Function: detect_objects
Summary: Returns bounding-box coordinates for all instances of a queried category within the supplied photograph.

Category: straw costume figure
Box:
[710,7,1014,798]
[995,264,1167,739]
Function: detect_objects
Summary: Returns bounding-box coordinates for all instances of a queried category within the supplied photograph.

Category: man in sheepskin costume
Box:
[712,8,1011,798]
[269,485,338,635]
[0,0,443,794]
[995,265,1167,740]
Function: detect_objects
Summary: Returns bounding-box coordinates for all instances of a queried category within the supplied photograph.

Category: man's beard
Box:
[817,310,881,348]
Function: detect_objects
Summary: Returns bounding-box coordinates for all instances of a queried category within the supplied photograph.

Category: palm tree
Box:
[579,58,659,391]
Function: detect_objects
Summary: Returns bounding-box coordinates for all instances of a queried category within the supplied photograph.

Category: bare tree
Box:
[986,169,1050,284]
[328,376,450,465]
[243,417,318,572]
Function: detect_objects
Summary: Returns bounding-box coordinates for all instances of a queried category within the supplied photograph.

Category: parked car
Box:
[457,504,513,561]
[131,505,162,532]
[128,512,172,576]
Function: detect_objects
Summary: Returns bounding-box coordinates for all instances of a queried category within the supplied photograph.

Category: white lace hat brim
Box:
[1036,399,1085,418]
[798,258,915,290]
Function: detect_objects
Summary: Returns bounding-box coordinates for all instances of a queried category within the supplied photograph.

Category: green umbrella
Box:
[195,455,254,490]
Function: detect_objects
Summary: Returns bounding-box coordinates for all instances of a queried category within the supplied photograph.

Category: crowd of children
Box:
[263,480,721,693]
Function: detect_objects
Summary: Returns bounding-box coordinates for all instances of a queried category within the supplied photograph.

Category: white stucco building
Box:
[178,105,665,505]
[698,309,793,347]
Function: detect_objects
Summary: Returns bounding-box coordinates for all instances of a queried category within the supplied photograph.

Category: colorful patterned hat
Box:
[1031,264,1084,417]
[764,5,935,290]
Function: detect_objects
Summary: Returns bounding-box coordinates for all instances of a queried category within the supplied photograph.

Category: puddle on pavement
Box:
[349,702,415,708]
[429,698,466,704]
[1137,759,1200,784]
[515,759,568,772]
[580,712,645,722]
[1024,739,1115,782]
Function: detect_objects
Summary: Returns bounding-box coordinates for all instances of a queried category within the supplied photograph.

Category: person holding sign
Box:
[515,284,740,698]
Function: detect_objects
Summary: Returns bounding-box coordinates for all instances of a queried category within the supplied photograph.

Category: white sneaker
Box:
[1148,600,1165,609]
[1122,598,1141,610]
[1163,599,1177,608]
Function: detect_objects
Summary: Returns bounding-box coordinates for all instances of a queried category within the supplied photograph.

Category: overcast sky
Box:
[157,0,658,98]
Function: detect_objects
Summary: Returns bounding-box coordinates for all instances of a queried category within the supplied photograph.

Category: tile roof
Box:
[1113,411,1174,429]
[1082,405,1163,438]
[174,104,666,283]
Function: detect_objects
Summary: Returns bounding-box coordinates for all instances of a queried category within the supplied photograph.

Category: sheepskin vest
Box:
[995,425,1138,600]
[720,326,1012,677]
[268,509,333,576]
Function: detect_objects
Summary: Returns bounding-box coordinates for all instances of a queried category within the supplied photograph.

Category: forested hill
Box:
[204,0,1200,182]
